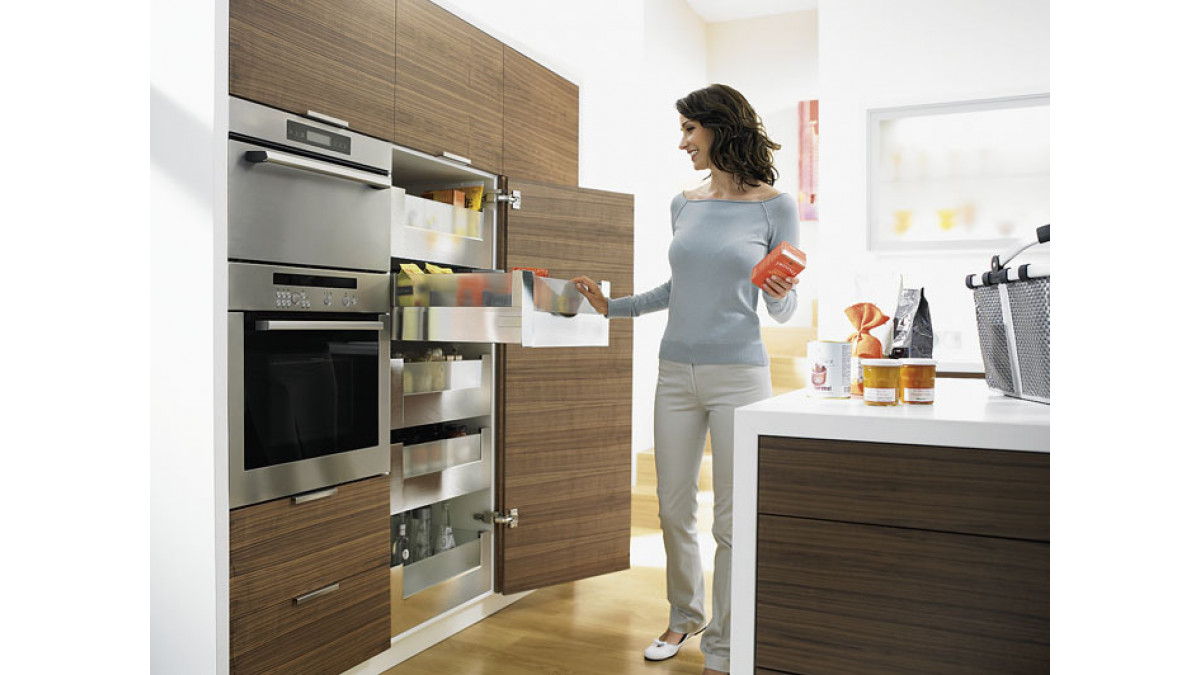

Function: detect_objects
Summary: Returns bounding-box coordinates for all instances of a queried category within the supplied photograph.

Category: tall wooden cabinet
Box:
[227,0,632,671]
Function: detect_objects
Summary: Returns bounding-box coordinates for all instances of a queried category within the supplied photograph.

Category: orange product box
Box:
[513,267,549,277]
[750,242,807,290]
[421,189,466,208]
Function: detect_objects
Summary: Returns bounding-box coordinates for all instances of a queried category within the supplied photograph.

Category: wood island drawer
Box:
[230,475,389,618]
[758,436,1048,541]
[756,515,1049,674]
[231,564,390,675]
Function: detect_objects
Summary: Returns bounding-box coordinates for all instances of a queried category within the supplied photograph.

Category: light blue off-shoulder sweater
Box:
[606,192,800,366]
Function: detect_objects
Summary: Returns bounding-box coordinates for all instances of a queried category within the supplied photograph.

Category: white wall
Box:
[151,0,228,672]
[817,0,1050,364]
[630,0,708,454]
[707,11,820,328]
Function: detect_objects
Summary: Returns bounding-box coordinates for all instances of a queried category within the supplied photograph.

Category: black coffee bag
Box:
[890,287,933,359]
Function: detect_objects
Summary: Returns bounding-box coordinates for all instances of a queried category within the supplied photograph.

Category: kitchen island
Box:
[730,379,1049,674]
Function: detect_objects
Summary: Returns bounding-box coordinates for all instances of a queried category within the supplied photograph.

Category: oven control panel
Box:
[229,261,389,313]
[274,288,360,309]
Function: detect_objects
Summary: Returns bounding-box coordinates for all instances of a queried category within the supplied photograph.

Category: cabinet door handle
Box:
[292,487,338,504]
[293,582,340,605]
[441,151,472,165]
[305,110,349,128]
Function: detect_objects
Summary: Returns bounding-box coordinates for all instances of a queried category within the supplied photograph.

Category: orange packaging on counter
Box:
[845,302,891,397]
[750,242,806,290]
[513,267,549,277]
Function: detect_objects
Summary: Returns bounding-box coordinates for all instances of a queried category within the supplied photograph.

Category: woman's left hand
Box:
[762,274,797,299]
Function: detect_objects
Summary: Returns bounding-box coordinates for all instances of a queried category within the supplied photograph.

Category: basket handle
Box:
[992,224,1050,272]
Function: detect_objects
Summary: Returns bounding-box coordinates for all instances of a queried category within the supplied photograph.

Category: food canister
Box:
[900,358,937,404]
[861,358,902,406]
[806,340,851,398]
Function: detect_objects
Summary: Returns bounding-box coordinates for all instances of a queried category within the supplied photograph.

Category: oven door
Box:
[229,312,390,508]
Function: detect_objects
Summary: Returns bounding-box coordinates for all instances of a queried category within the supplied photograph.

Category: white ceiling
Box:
[684,0,818,23]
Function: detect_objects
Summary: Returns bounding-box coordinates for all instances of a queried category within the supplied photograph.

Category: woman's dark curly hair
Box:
[676,84,780,190]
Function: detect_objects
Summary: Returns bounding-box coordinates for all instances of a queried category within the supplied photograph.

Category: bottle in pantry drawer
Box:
[393,521,411,566]
[436,502,456,553]
[412,507,433,561]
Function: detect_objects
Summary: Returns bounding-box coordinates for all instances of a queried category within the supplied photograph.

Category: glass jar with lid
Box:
[861,359,902,406]
[900,358,937,404]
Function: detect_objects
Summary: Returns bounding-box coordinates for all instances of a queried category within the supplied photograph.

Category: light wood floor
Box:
[384,450,716,675]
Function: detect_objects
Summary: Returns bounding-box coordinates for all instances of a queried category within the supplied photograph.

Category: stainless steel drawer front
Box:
[228,139,391,272]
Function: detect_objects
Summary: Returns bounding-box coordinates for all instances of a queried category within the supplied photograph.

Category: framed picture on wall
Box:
[867,94,1050,251]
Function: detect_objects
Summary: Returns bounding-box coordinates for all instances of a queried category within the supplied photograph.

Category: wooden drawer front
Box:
[231,565,390,675]
[230,476,389,617]
[756,515,1049,675]
[759,436,1048,541]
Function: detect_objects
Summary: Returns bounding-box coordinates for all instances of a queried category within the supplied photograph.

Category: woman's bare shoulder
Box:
[753,184,782,200]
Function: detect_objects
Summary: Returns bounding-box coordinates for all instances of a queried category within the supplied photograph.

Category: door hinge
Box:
[475,507,519,528]
[484,189,521,210]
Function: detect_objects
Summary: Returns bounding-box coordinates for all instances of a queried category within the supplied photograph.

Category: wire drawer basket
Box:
[966,225,1050,404]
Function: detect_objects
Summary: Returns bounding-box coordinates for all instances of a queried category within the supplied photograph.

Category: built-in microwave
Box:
[227,96,392,273]
[228,262,391,508]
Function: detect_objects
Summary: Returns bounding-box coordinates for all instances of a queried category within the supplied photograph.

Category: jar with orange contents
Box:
[900,358,937,405]
[860,359,902,406]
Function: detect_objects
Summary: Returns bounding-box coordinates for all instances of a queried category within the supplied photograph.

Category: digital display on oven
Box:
[306,130,333,147]
[286,120,352,155]
[273,272,357,289]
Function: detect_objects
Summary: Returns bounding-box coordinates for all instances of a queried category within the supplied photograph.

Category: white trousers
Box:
[653,359,772,673]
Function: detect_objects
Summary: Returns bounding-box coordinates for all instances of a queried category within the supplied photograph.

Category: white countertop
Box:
[729,378,1050,672]
[736,378,1049,452]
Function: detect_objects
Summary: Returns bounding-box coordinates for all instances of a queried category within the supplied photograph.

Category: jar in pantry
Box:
[900,358,937,404]
[860,358,902,406]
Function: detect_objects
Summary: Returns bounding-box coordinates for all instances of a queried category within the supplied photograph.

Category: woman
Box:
[572,83,800,675]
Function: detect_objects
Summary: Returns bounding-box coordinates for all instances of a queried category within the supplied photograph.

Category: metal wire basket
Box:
[966,225,1050,404]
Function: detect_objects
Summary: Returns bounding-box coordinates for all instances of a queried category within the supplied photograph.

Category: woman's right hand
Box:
[571,276,609,316]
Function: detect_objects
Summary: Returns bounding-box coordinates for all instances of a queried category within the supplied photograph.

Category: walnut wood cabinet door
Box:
[394,0,504,173]
[502,47,579,186]
[229,0,395,141]
[495,180,633,593]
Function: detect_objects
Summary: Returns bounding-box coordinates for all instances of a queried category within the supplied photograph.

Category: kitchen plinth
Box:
[731,379,1050,674]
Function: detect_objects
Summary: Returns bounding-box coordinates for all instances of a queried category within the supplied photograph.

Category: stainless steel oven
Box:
[227,96,392,273]
[228,262,391,508]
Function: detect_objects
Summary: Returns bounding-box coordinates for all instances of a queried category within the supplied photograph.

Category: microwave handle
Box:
[255,320,385,331]
[244,149,391,190]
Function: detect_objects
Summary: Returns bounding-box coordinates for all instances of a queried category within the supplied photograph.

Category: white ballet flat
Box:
[643,625,706,661]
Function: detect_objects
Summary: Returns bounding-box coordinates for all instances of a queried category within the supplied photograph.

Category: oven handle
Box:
[255,320,385,331]
[244,149,392,190]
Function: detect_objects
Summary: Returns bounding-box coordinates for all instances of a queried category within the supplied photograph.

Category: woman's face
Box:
[679,115,713,171]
